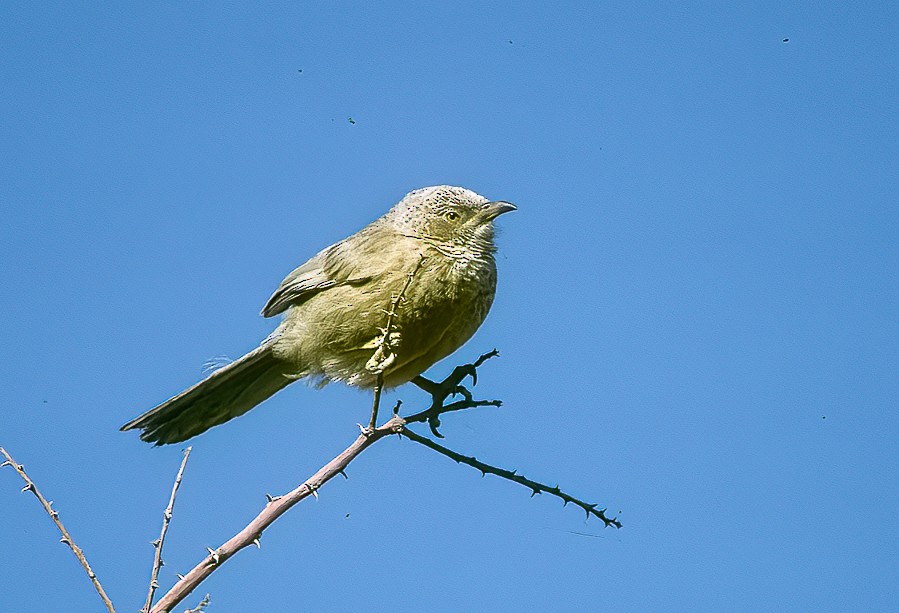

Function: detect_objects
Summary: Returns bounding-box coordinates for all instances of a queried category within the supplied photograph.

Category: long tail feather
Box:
[121,344,292,445]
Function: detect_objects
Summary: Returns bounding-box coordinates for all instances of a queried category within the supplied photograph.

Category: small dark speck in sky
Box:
[783,38,790,43]
[348,117,356,124]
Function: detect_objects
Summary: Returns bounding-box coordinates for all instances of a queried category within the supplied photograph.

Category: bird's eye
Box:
[445,210,460,221]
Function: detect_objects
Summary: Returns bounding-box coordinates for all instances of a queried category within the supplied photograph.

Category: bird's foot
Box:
[364,331,402,374]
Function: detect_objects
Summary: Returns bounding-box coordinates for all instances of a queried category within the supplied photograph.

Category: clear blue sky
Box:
[1,2,896,611]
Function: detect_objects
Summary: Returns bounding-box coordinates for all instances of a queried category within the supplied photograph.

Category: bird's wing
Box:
[260,231,386,318]
[261,250,340,317]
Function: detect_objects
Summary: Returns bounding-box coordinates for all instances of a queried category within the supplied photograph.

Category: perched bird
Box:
[121,185,515,444]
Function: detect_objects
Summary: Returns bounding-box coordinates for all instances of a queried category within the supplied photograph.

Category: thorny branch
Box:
[404,350,620,528]
[0,447,116,613]
[2,346,620,611]
[149,416,407,613]
[149,349,620,610]
[143,446,192,613]
[367,254,427,429]
[398,428,622,528]
[408,349,503,436]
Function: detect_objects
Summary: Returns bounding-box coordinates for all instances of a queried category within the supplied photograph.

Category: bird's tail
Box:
[120,344,292,445]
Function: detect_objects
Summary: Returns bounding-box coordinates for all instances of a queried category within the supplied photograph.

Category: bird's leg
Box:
[411,349,499,437]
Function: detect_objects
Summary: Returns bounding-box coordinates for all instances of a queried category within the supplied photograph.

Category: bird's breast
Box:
[272,248,497,388]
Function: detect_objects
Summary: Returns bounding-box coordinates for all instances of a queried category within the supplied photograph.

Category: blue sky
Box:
[1,2,896,611]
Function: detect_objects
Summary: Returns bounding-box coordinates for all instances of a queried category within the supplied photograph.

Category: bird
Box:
[121,185,515,444]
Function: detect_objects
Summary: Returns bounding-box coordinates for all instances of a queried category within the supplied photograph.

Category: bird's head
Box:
[388,185,516,256]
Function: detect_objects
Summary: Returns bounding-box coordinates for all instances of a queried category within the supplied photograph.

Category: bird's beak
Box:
[481,200,517,221]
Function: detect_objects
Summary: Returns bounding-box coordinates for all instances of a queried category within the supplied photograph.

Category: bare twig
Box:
[0,447,116,612]
[404,396,503,426]
[410,349,502,436]
[398,429,622,528]
[405,349,619,527]
[369,372,385,431]
[150,416,407,613]
[469,347,500,372]
[367,254,426,429]
[143,447,192,613]
[184,593,210,612]
[149,347,613,609]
